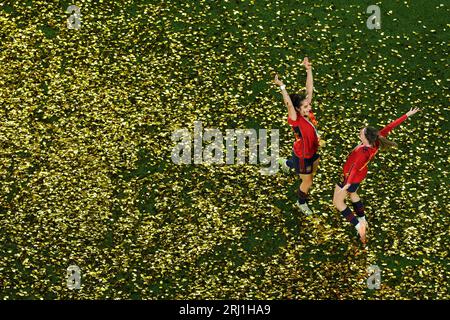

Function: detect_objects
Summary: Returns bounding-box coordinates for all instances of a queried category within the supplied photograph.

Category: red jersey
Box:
[343,114,408,184]
[287,112,319,159]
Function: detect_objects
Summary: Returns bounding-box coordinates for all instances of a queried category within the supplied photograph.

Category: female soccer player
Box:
[274,57,320,215]
[333,107,420,243]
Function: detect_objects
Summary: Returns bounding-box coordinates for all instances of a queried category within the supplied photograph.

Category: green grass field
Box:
[0,0,449,299]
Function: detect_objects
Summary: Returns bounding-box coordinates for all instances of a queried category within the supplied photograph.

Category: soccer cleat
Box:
[355,222,367,244]
[278,158,290,173]
[358,216,369,230]
[296,201,313,215]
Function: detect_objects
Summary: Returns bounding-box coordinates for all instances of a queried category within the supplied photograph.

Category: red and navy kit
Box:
[287,112,319,159]
[342,114,408,185]
[287,112,320,174]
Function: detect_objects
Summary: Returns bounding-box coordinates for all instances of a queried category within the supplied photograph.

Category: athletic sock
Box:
[297,189,308,205]
[341,207,359,227]
[352,200,365,218]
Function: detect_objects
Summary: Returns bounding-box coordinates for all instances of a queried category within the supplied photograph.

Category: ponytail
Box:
[377,135,397,151]
[365,126,397,151]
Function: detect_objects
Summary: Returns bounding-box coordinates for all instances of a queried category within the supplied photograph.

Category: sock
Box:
[297,189,308,205]
[352,200,365,217]
[341,207,359,227]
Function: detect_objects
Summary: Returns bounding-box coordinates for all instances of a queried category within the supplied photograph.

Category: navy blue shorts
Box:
[338,180,360,193]
[287,152,320,175]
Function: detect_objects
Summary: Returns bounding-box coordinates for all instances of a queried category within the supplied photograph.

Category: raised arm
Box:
[379,107,420,137]
[303,57,313,104]
[273,74,297,121]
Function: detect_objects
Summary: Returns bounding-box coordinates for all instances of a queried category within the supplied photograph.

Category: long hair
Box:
[289,94,306,110]
[365,126,397,151]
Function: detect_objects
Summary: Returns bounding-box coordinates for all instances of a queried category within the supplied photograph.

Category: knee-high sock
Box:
[352,200,365,218]
[341,207,359,226]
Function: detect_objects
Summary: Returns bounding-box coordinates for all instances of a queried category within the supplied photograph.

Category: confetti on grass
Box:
[0,0,448,299]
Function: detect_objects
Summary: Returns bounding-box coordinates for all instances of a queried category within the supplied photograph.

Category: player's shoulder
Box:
[287,115,301,125]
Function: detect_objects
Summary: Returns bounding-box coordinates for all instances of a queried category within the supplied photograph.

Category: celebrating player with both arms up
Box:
[274,58,420,243]
[274,57,321,216]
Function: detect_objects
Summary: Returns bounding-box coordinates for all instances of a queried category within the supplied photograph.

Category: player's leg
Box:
[297,173,313,215]
[312,157,319,177]
[299,173,313,195]
[296,155,319,215]
[332,184,348,211]
[349,191,368,229]
[333,183,366,243]
[289,154,315,215]
[299,154,316,194]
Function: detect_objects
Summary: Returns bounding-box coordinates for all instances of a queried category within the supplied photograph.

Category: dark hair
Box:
[364,126,397,150]
[289,94,306,111]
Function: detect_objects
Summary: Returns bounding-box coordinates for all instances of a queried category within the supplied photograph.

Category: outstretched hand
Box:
[406,107,420,117]
[273,73,284,86]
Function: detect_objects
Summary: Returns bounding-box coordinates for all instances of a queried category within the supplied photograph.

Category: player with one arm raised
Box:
[333,107,420,243]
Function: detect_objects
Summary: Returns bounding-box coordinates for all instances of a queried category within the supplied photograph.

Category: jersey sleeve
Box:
[287,116,299,126]
[379,114,408,137]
